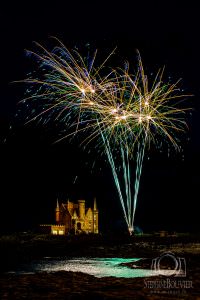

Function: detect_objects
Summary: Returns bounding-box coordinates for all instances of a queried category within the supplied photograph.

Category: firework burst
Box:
[19,39,191,234]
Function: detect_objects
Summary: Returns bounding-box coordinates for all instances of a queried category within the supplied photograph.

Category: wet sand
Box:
[0,234,200,299]
[0,269,199,300]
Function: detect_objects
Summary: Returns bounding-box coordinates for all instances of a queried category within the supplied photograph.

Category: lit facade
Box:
[41,198,99,235]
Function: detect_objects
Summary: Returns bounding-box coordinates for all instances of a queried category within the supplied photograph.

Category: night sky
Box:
[0,1,200,234]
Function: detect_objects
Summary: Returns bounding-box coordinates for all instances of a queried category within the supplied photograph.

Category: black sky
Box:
[0,1,200,233]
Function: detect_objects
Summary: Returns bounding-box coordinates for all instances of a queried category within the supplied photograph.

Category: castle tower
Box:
[67,199,74,215]
[93,197,99,234]
[78,200,85,220]
[55,199,60,224]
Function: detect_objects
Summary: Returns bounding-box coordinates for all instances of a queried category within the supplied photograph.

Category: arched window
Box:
[77,222,81,230]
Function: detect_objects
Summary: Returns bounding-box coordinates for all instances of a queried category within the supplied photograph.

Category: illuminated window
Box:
[52,230,58,235]
[58,230,64,235]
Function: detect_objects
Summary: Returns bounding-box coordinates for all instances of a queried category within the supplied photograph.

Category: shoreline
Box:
[0,234,200,299]
[0,269,198,299]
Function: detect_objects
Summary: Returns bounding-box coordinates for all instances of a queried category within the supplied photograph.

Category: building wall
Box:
[93,211,99,234]
[54,199,98,235]
[51,225,66,235]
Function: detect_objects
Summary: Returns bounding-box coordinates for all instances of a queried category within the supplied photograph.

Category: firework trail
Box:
[19,39,190,234]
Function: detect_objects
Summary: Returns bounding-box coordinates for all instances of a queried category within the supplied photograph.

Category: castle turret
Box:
[55,199,60,224]
[93,197,99,234]
[94,197,97,211]
[78,200,85,220]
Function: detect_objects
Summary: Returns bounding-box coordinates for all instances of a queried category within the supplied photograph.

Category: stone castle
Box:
[40,198,99,235]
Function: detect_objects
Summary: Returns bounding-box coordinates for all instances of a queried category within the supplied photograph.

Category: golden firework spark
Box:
[19,39,191,235]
